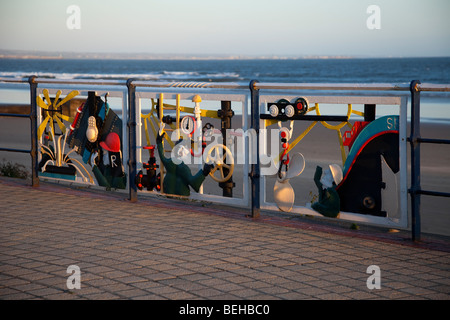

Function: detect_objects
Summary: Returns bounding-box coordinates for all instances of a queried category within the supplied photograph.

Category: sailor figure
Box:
[156,131,213,197]
[90,132,126,189]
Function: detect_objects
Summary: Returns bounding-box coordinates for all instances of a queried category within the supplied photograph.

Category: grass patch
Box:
[0,159,29,179]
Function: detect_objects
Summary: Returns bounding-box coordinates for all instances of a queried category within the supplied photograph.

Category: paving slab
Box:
[0,176,449,303]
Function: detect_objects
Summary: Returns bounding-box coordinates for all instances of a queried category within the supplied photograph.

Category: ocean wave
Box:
[0,70,241,82]
[162,71,199,76]
[0,71,160,80]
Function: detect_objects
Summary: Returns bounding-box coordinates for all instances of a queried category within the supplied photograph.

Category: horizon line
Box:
[0,50,449,61]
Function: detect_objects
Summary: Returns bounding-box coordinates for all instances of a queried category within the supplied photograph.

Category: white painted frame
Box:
[259,94,408,229]
[134,87,251,208]
[35,84,129,191]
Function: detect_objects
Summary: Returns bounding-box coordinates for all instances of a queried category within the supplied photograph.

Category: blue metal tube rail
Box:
[0,76,39,186]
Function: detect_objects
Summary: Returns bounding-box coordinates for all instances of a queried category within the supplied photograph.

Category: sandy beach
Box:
[1,112,449,236]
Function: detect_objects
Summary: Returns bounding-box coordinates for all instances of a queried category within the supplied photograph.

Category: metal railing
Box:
[1,76,449,241]
[0,76,39,186]
[408,81,450,240]
[250,80,450,241]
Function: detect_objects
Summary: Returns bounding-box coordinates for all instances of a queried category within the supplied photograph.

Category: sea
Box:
[1,57,449,121]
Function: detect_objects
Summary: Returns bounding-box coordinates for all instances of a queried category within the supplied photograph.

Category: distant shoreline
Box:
[1,51,449,61]
[0,55,64,60]
[0,54,365,60]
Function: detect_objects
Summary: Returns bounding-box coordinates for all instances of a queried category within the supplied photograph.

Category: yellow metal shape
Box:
[270,103,365,166]
[40,129,94,184]
[180,106,219,119]
[277,121,318,164]
[313,103,357,165]
[192,95,202,103]
[148,97,219,119]
[142,93,221,153]
[37,89,79,138]
[315,103,352,130]
[264,118,279,128]
[159,93,164,122]
[204,144,234,183]
[351,109,364,117]
[176,94,181,140]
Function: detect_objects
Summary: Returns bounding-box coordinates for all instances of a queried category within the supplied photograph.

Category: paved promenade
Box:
[0,176,449,301]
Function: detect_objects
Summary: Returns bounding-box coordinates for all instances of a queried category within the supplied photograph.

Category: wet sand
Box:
[1,115,449,236]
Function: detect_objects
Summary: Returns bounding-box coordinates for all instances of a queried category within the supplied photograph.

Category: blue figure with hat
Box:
[156,129,213,197]
[90,132,127,190]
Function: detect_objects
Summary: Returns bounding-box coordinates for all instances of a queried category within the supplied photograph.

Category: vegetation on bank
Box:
[0,159,29,179]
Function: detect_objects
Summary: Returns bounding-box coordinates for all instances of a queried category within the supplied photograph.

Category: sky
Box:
[0,0,449,57]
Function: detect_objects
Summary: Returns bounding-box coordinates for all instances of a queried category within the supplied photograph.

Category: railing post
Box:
[127,79,137,202]
[218,100,235,197]
[28,76,39,187]
[410,80,421,241]
[249,80,260,218]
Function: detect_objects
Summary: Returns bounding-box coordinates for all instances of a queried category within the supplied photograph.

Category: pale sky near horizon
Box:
[1,0,449,57]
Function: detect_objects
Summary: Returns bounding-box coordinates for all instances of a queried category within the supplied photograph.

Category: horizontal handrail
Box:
[418,190,450,197]
[417,138,450,144]
[34,78,128,86]
[418,83,450,92]
[0,147,31,153]
[254,82,450,92]
[0,77,126,86]
[0,113,30,118]
[253,82,412,91]
[0,78,28,84]
[130,80,247,90]
[1,77,449,92]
